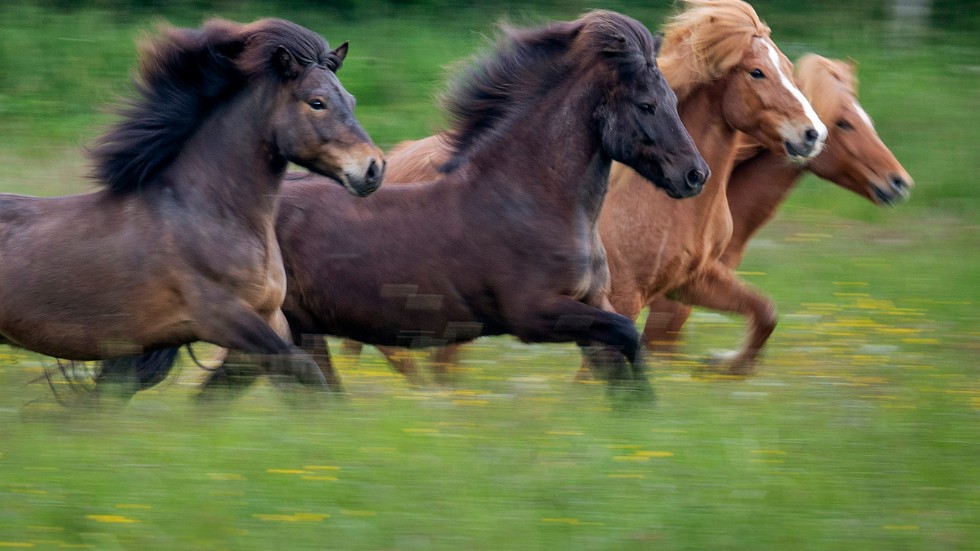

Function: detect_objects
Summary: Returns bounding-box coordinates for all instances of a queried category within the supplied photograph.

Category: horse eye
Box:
[749,68,765,79]
[836,119,853,131]
[638,103,654,113]
[308,99,325,110]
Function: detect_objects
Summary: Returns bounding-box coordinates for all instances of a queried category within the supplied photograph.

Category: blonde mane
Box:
[658,0,771,100]
[795,54,859,124]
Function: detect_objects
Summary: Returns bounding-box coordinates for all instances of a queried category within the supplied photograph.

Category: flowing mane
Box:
[89,18,342,193]
[658,0,771,100]
[795,54,859,124]
[440,10,657,172]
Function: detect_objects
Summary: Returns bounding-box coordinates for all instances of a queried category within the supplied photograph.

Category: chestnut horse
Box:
[638,54,913,372]
[341,0,827,385]
[221,10,708,398]
[0,18,384,394]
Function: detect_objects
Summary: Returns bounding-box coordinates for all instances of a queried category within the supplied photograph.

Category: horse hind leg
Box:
[641,296,693,354]
[338,339,426,388]
[673,262,777,376]
[375,345,426,387]
[379,343,465,387]
[339,339,364,357]
[430,344,464,386]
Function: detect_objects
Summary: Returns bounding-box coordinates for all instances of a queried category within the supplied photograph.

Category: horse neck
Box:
[673,81,741,221]
[163,83,285,225]
[725,149,805,265]
[459,78,609,225]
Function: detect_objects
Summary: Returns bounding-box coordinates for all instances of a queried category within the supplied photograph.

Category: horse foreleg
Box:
[673,261,777,375]
[301,333,344,392]
[265,309,327,388]
[375,345,426,387]
[515,295,652,398]
[197,304,326,395]
[197,349,262,396]
[573,295,627,384]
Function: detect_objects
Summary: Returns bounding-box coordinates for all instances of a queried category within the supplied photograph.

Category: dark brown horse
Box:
[208,10,708,397]
[638,54,913,372]
[343,0,828,385]
[0,18,384,393]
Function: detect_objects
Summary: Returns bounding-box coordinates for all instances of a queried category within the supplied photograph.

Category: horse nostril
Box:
[366,159,381,182]
[803,128,819,146]
[889,173,908,191]
[686,169,706,189]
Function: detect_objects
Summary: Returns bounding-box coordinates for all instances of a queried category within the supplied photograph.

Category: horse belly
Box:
[332,311,483,350]
[0,313,140,361]
[0,277,194,360]
[0,242,187,358]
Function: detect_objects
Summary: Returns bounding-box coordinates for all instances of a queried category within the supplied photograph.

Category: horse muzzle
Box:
[783,125,826,160]
[870,172,913,206]
[662,163,710,199]
[343,157,385,197]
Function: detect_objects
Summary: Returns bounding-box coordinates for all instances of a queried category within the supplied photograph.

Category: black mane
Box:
[440,10,658,172]
[89,18,339,193]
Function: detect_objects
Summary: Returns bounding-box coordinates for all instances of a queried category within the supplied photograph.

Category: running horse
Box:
[342,0,827,385]
[638,54,913,372]
[591,0,828,378]
[203,10,707,397]
[0,18,384,394]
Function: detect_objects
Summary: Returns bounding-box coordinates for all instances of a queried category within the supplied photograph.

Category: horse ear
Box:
[333,41,349,62]
[651,32,664,57]
[273,45,300,79]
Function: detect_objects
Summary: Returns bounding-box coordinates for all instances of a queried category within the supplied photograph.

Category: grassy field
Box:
[0,1,978,549]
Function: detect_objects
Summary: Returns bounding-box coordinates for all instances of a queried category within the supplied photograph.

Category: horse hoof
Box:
[703,350,756,377]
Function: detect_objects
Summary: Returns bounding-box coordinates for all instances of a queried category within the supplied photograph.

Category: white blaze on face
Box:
[762,39,828,143]
[852,100,876,132]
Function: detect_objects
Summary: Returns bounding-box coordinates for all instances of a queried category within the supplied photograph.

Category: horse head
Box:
[246,21,385,196]
[797,54,912,206]
[586,12,709,199]
[660,0,827,161]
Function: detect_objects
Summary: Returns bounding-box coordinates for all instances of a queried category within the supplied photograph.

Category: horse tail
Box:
[135,347,181,389]
[98,347,181,390]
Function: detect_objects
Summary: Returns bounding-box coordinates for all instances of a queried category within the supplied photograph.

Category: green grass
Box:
[0,1,978,549]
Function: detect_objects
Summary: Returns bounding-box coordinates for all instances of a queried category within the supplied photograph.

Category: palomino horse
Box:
[341,0,827,385]
[638,54,913,372]
[0,18,384,394]
[217,10,707,397]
